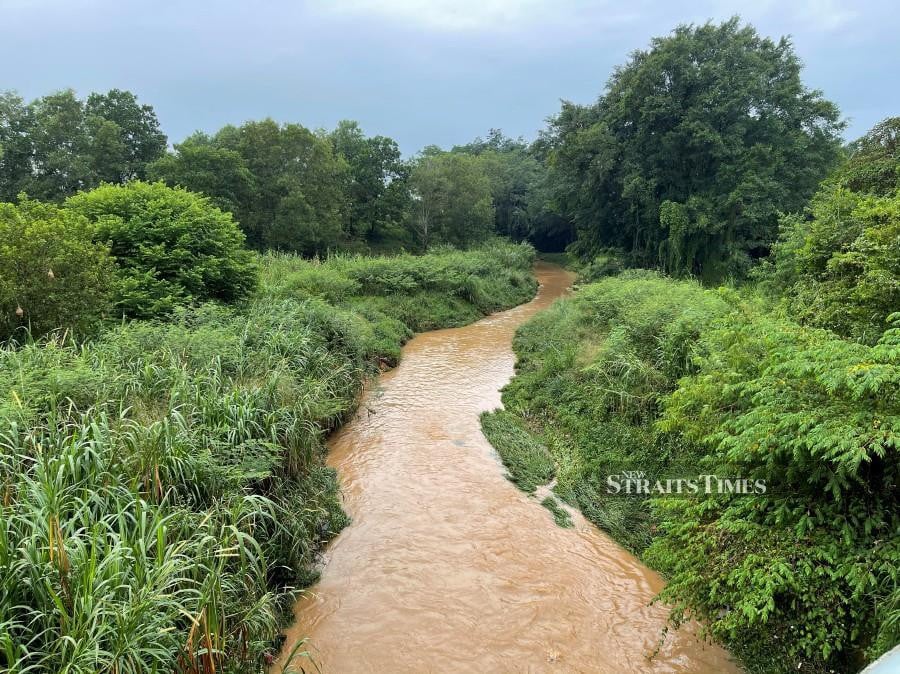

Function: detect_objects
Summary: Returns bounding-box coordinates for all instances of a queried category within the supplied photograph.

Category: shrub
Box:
[0,198,114,341]
[649,308,900,672]
[66,181,258,318]
[775,187,900,344]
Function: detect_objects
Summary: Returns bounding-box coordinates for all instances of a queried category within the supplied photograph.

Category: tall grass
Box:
[0,240,536,673]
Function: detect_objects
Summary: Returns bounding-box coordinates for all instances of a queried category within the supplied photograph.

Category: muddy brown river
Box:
[277,262,740,674]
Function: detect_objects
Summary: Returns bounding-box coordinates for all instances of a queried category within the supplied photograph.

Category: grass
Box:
[479,410,555,493]
[0,239,537,673]
[540,496,573,528]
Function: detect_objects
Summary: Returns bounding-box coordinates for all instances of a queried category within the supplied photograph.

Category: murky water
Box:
[277,263,740,674]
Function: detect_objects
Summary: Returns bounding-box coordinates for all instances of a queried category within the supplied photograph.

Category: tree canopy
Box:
[0,89,166,202]
[547,18,844,280]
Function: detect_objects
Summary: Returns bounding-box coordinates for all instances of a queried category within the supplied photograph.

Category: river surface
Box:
[277,262,740,674]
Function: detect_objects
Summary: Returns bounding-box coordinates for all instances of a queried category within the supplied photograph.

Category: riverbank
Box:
[0,241,537,673]
[482,269,899,673]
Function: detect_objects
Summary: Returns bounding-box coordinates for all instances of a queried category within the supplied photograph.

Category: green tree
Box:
[84,88,167,183]
[774,187,900,344]
[0,89,167,201]
[409,151,494,248]
[454,130,545,241]
[148,132,256,219]
[161,120,348,254]
[329,120,410,244]
[547,18,843,280]
[838,116,900,195]
[769,118,900,343]
[66,181,257,318]
[0,197,114,339]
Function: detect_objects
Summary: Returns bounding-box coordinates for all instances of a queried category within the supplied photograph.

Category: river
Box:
[276,262,740,674]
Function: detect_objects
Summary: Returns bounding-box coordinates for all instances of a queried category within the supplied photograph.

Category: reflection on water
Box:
[276,263,740,674]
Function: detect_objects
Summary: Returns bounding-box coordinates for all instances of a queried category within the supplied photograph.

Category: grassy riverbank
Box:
[0,240,536,674]
[482,270,899,674]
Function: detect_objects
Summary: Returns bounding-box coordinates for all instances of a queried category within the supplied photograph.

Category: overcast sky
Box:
[2,0,896,153]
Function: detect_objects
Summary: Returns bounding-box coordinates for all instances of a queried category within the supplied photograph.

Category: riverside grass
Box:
[0,240,536,674]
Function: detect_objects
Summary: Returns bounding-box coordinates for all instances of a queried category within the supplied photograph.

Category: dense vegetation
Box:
[543,18,844,280]
[483,111,899,673]
[0,239,536,673]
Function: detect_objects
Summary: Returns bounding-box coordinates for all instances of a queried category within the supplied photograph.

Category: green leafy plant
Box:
[66,181,258,318]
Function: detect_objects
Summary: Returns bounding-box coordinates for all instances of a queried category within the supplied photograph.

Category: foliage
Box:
[151,120,349,254]
[839,116,900,195]
[0,89,166,201]
[488,268,899,672]
[0,240,537,673]
[147,134,256,218]
[496,273,728,551]
[767,118,900,344]
[648,307,900,672]
[329,120,411,244]
[0,198,115,340]
[774,187,900,344]
[66,181,259,318]
[546,18,843,280]
[409,150,494,249]
[453,129,575,251]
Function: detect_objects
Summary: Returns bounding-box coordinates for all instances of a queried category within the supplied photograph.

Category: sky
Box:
[1,0,897,153]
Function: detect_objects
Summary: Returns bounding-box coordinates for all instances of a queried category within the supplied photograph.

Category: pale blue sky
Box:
[1,0,896,152]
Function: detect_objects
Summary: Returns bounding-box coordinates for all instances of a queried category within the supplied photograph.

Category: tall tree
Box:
[84,88,167,183]
[0,88,167,201]
[409,150,493,249]
[148,132,256,221]
[329,120,410,243]
[548,18,843,280]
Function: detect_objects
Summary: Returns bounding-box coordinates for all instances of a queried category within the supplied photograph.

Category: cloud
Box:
[310,0,637,33]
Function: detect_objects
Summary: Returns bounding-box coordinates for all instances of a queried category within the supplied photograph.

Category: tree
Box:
[156,119,349,254]
[547,18,843,280]
[0,198,114,340]
[84,88,167,183]
[0,88,167,201]
[66,181,257,318]
[148,133,256,220]
[839,116,900,195]
[329,120,410,243]
[409,151,493,249]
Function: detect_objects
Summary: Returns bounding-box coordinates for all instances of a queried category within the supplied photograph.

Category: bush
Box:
[0,238,539,672]
[489,269,899,672]
[66,181,258,318]
[0,198,114,341]
[649,308,900,672]
[775,187,900,344]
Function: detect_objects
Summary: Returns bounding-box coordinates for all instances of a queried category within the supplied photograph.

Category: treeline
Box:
[481,19,899,674]
[0,92,568,258]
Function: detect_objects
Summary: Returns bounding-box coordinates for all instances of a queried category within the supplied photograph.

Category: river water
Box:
[276,262,740,674]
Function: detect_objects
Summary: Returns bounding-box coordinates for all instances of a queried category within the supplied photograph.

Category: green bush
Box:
[774,187,900,344]
[66,181,258,318]
[0,198,115,341]
[488,269,899,672]
[496,272,729,551]
[649,308,900,672]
